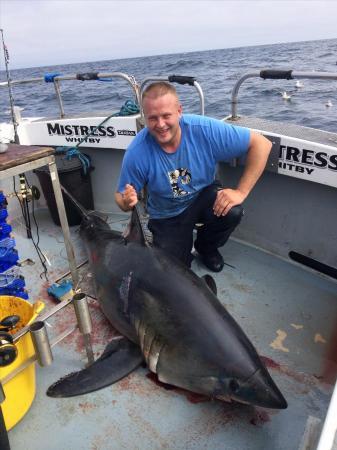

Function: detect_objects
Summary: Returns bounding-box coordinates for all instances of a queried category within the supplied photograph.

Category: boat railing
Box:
[140,75,205,115]
[0,72,141,119]
[230,69,337,119]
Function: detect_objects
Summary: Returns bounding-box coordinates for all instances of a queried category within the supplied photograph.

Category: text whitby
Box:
[279,144,337,174]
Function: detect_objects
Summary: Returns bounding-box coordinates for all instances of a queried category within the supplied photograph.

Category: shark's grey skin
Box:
[47,209,287,410]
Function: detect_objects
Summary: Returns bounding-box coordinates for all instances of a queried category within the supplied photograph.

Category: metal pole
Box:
[53,80,65,118]
[193,81,205,115]
[48,158,79,286]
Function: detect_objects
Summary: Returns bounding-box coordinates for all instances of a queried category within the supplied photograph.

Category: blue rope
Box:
[113,99,139,116]
[56,147,91,175]
[44,73,62,82]
[54,100,139,173]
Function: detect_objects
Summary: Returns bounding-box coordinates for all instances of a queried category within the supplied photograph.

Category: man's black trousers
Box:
[148,182,244,268]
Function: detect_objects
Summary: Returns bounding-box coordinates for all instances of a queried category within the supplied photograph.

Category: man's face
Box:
[143,93,182,152]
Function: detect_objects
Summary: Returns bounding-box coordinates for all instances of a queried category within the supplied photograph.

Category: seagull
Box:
[295,80,304,88]
[281,91,292,100]
[273,88,296,100]
[325,100,333,107]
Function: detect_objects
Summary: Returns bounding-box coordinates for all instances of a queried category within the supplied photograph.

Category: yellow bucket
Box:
[0,296,44,430]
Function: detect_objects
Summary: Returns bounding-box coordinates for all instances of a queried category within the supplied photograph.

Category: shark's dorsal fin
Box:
[125,203,151,247]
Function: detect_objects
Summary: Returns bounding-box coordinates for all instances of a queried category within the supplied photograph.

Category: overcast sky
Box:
[0,0,336,69]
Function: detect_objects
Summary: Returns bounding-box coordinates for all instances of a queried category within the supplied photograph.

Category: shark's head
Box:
[158,342,287,410]
[215,367,287,409]
[158,343,287,410]
[152,270,288,411]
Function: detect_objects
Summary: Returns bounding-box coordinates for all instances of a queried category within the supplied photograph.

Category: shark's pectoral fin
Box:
[47,338,143,398]
[201,274,217,296]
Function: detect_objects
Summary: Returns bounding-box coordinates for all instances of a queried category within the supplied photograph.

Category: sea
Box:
[1,38,337,132]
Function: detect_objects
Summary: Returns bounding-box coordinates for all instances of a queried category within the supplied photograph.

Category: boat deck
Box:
[7,209,337,450]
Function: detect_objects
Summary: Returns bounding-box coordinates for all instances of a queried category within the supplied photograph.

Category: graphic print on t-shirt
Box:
[168,168,192,197]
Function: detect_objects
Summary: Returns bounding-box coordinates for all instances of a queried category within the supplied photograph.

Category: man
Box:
[115,82,272,272]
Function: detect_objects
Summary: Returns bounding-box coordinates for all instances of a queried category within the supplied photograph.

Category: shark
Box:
[47,202,287,410]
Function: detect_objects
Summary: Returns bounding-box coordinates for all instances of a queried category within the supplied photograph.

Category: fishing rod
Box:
[0,31,48,279]
[0,30,33,238]
[0,28,19,144]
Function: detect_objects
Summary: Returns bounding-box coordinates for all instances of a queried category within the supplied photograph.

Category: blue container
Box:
[0,192,7,208]
[0,274,25,290]
[0,287,27,297]
[0,223,12,239]
[0,209,8,222]
[9,290,29,300]
[0,238,16,258]
[0,249,19,272]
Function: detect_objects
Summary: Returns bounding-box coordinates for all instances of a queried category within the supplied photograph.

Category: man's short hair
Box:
[142,82,178,103]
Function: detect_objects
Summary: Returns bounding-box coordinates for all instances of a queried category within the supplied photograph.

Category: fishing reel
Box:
[0,315,20,367]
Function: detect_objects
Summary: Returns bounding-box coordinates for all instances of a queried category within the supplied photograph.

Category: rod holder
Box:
[72,293,94,365]
[73,293,92,335]
[29,321,53,367]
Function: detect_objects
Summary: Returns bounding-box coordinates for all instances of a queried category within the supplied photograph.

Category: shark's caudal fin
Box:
[47,338,143,398]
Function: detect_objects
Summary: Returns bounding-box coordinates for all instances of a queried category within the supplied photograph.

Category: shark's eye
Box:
[229,379,240,393]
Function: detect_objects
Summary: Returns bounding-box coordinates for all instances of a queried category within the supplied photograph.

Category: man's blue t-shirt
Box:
[117,114,250,219]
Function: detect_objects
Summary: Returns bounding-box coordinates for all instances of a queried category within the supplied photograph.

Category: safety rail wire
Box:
[0,72,141,119]
[230,69,337,118]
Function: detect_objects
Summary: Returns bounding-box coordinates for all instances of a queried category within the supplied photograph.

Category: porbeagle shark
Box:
[47,201,287,410]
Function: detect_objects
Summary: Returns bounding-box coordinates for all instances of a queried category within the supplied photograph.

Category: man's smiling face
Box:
[143,92,182,153]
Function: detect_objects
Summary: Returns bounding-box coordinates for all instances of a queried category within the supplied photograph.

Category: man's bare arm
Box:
[213,131,272,216]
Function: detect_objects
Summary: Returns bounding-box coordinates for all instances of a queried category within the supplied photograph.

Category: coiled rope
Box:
[112,99,139,116]
[55,100,139,173]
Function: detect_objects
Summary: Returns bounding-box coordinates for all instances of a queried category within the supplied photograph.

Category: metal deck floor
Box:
[7,209,337,450]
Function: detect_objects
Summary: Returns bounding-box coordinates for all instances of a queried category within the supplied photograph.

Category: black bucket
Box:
[34,152,94,226]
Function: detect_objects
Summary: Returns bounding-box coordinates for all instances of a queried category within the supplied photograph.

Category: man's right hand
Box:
[114,184,138,211]
[123,184,138,209]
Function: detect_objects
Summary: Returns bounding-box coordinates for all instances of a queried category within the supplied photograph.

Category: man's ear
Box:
[178,103,183,117]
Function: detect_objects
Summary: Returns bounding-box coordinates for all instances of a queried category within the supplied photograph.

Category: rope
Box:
[113,99,139,116]
[55,147,91,175]
[55,100,139,173]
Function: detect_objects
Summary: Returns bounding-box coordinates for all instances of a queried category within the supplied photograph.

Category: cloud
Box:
[1,0,336,68]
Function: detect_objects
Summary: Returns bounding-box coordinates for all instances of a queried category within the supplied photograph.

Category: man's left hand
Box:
[213,188,245,216]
